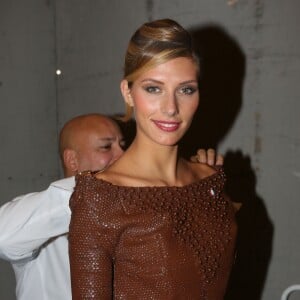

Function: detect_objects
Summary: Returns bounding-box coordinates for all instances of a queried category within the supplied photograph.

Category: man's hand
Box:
[190,148,224,166]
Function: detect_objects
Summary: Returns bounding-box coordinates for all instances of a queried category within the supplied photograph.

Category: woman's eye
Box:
[144,86,160,93]
[180,86,197,95]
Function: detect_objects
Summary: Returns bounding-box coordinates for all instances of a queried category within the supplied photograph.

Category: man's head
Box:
[59,114,125,177]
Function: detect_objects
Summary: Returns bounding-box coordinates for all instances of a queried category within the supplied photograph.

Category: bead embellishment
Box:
[118,170,233,288]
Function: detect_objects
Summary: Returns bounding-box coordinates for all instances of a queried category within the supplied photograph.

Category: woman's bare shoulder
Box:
[94,168,122,185]
[94,162,141,187]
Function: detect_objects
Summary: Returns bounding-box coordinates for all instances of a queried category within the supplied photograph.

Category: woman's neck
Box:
[109,136,188,186]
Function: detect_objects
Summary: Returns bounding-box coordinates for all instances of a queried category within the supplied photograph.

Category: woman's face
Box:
[122,57,199,147]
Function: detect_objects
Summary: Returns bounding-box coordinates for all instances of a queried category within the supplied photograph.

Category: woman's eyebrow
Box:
[140,78,163,84]
[140,79,198,85]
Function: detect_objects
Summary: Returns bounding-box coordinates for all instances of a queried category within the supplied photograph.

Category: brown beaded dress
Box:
[69,168,237,300]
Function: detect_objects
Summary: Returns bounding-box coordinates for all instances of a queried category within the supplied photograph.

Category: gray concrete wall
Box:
[1,1,299,299]
[0,1,59,299]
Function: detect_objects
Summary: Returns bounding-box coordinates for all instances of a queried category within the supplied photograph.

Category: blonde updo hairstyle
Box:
[121,19,199,121]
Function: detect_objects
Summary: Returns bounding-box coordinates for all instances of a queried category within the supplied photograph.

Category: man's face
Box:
[74,118,125,173]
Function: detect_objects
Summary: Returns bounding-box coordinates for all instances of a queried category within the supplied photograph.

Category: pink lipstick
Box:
[152,120,181,132]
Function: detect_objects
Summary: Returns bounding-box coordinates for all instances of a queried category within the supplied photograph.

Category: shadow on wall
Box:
[224,151,273,300]
[182,24,274,300]
[181,24,245,154]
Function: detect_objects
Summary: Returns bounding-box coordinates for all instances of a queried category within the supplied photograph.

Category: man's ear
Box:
[120,79,134,107]
[63,149,79,174]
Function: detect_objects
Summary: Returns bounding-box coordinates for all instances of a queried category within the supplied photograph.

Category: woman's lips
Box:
[152,120,181,132]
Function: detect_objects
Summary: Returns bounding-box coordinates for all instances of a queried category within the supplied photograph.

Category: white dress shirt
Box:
[0,177,75,300]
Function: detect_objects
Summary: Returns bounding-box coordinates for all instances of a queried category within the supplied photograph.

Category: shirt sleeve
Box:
[0,177,74,263]
[69,174,121,299]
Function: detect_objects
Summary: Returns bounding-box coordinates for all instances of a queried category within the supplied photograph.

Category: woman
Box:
[69,19,237,299]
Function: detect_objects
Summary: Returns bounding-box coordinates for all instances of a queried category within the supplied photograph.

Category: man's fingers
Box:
[216,154,224,166]
[206,148,216,166]
[196,149,208,163]
[192,148,224,166]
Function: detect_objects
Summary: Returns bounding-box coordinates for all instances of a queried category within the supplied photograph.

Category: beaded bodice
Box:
[69,168,237,300]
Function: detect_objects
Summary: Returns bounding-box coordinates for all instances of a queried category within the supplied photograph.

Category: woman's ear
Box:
[120,79,134,107]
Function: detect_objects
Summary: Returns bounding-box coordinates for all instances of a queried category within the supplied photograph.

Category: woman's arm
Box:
[69,174,116,299]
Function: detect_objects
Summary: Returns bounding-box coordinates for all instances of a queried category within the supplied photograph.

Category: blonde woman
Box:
[69,19,237,299]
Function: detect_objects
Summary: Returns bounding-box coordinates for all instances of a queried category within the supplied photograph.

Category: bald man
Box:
[59,114,125,177]
[0,113,222,300]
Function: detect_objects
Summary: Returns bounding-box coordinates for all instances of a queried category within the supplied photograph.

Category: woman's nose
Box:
[161,94,178,117]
